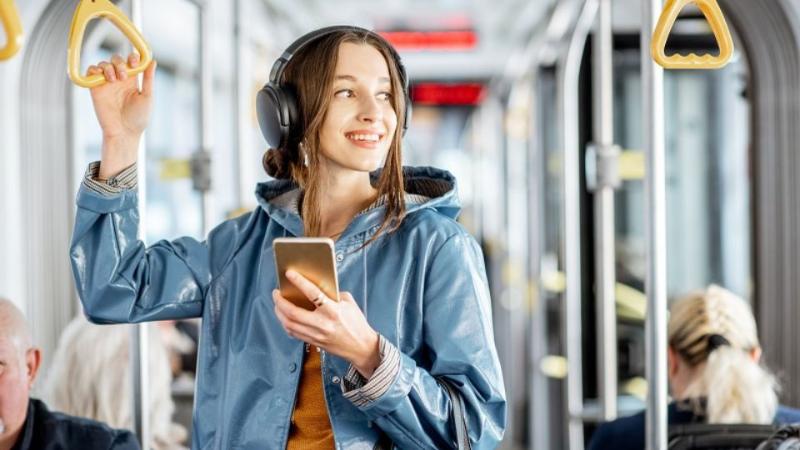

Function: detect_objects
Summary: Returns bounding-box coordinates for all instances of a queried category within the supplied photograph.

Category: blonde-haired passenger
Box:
[45,315,187,450]
[588,285,800,450]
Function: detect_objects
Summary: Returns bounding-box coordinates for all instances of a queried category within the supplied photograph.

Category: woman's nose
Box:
[357,96,382,123]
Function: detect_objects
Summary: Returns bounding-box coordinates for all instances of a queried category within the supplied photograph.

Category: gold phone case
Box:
[273,237,340,310]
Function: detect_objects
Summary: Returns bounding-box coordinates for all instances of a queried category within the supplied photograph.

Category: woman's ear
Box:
[667,345,679,379]
[750,346,762,364]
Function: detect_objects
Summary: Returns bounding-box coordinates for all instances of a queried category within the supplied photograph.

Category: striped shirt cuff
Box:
[341,334,401,407]
[83,161,138,195]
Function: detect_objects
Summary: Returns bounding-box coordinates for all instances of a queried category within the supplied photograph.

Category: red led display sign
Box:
[410,83,486,106]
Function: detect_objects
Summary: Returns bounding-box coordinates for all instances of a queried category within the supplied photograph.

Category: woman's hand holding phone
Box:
[272,270,382,379]
[86,52,157,179]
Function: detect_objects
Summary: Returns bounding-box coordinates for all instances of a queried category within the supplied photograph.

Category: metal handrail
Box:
[642,0,669,448]
[198,0,214,236]
[590,0,619,423]
[127,1,152,447]
[557,0,599,448]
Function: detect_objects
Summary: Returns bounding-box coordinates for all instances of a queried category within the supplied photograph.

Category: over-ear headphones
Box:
[256,25,411,151]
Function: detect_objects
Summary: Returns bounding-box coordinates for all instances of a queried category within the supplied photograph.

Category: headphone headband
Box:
[268,25,408,91]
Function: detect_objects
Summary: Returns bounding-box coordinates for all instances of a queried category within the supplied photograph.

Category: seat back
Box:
[668,423,777,450]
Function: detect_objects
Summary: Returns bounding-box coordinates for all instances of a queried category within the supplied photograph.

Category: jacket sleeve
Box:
[70,183,215,324]
[352,232,507,449]
[586,423,611,450]
[108,430,142,450]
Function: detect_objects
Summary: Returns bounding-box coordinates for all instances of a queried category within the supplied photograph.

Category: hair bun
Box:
[263,148,293,179]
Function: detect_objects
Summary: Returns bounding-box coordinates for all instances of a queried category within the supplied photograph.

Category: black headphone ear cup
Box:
[281,84,300,144]
[256,83,288,150]
[256,83,300,150]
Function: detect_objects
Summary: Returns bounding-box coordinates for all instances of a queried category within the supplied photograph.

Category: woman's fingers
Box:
[110,54,128,81]
[88,53,152,85]
[273,290,318,324]
[285,270,326,301]
[85,65,102,76]
[127,52,140,68]
[141,60,156,97]
[273,290,328,343]
[97,61,115,82]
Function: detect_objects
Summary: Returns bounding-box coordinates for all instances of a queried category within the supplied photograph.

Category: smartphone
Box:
[273,237,340,310]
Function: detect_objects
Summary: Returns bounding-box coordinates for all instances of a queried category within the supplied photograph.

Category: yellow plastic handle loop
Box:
[67,0,153,88]
[0,0,23,61]
[651,0,734,70]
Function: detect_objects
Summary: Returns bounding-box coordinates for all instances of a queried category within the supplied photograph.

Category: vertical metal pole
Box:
[129,0,150,448]
[233,0,249,208]
[557,0,598,448]
[198,0,214,236]
[505,80,534,446]
[592,0,618,422]
[642,0,668,449]
[527,70,550,450]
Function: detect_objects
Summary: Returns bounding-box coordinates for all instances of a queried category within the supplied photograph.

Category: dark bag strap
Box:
[439,378,472,450]
[756,424,800,450]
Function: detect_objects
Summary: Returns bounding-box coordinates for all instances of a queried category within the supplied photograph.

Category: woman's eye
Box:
[377,92,393,101]
[335,89,354,98]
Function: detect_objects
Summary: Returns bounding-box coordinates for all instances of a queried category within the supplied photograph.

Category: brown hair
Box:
[263,29,406,242]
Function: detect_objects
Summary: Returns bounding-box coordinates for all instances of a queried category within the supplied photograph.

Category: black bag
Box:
[373,378,472,450]
[668,423,777,450]
[440,378,472,450]
[756,425,800,450]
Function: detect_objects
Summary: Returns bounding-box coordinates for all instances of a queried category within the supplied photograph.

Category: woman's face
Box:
[317,42,398,174]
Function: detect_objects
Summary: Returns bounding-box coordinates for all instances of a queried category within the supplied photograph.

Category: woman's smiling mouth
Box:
[345,130,385,148]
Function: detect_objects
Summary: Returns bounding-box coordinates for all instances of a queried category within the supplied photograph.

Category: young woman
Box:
[588,285,800,450]
[70,26,507,449]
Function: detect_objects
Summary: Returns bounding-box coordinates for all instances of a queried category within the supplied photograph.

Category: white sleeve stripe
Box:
[82,161,138,195]
[341,335,402,406]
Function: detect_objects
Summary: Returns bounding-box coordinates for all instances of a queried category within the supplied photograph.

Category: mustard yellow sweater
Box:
[286,346,335,449]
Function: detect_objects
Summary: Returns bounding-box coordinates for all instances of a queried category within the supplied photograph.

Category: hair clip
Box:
[707,333,731,352]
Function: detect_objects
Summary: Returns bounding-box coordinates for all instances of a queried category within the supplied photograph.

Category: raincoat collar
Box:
[255,166,461,240]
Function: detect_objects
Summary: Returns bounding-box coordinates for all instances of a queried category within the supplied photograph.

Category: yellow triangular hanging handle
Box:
[0,0,23,61]
[651,0,734,70]
[67,0,153,88]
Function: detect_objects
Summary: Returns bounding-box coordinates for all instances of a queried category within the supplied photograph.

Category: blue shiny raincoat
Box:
[70,166,507,449]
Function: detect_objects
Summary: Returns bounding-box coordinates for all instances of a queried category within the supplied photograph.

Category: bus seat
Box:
[668,423,777,450]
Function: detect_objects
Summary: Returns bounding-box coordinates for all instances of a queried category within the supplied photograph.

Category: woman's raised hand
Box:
[86,52,156,179]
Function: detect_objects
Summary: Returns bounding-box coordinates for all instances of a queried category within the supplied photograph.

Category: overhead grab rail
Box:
[0,0,23,61]
[67,0,152,88]
[651,0,734,69]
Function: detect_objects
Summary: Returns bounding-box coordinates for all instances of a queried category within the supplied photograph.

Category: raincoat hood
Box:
[255,166,462,237]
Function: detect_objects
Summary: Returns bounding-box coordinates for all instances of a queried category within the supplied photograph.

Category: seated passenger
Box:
[0,298,139,450]
[45,315,187,450]
[588,285,800,450]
